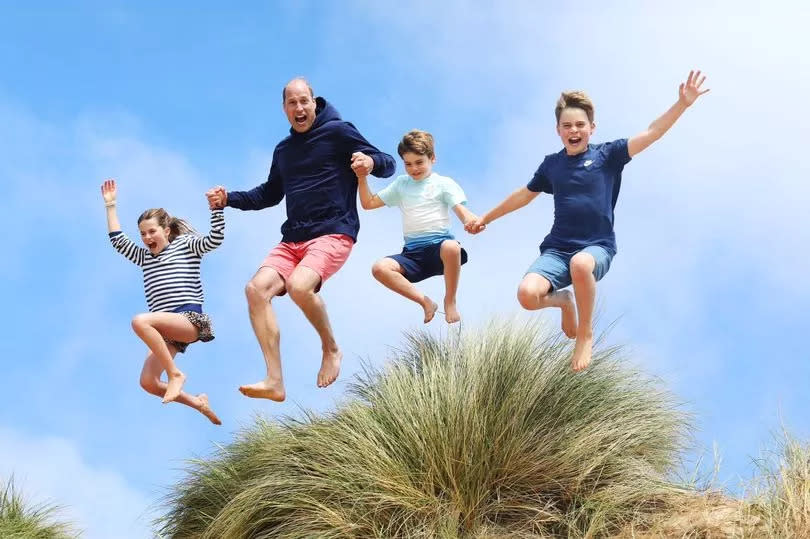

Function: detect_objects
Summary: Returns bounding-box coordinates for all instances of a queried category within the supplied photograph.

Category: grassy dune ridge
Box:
[157,319,695,537]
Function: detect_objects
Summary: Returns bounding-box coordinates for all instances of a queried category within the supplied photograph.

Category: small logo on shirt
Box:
[583,160,593,168]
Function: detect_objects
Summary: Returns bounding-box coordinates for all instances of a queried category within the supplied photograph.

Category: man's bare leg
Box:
[439,241,463,324]
[139,350,221,425]
[569,253,597,372]
[286,266,342,388]
[372,258,438,323]
[240,267,288,400]
[516,273,578,338]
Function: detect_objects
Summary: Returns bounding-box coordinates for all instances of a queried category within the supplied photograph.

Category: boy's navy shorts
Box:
[387,240,468,283]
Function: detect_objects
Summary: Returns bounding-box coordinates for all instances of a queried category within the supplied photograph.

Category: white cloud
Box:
[0,427,153,539]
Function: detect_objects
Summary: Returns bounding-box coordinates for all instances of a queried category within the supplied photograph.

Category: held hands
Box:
[101,178,117,206]
[350,152,374,177]
[464,217,487,235]
[679,70,710,107]
[206,186,227,209]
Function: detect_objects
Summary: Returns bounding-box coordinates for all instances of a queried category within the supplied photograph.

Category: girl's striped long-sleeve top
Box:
[109,209,224,312]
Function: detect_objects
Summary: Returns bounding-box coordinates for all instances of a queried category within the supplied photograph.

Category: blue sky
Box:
[2,1,809,536]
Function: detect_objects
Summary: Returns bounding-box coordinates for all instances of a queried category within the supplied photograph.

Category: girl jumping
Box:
[102,178,224,424]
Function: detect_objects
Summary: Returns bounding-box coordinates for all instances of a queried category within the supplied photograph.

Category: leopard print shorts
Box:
[165,311,215,354]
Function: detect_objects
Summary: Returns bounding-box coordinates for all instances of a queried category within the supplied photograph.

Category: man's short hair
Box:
[398,129,435,159]
[555,91,595,124]
[282,77,315,102]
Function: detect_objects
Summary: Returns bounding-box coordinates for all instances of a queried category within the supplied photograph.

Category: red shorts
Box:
[261,234,354,289]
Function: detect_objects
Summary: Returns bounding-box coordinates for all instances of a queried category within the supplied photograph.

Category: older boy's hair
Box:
[555,91,595,124]
[398,130,435,159]
[282,77,315,102]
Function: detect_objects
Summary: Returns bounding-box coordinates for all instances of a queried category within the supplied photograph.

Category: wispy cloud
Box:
[0,427,152,539]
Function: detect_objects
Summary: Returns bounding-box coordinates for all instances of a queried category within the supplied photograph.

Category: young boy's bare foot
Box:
[559,290,578,339]
[238,379,286,401]
[571,333,594,372]
[162,371,186,403]
[421,297,439,324]
[196,393,222,425]
[317,347,342,388]
[444,299,461,324]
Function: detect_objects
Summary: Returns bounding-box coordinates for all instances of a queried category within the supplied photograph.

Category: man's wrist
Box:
[105,202,116,208]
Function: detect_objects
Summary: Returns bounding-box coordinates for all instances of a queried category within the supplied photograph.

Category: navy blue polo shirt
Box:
[527,139,631,256]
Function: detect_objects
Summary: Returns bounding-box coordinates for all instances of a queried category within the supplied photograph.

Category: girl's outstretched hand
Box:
[101,178,117,205]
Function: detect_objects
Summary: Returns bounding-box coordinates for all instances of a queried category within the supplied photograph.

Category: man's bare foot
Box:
[162,371,186,403]
[444,299,461,324]
[238,379,286,401]
[196,394,222,425]
[571,333,594,372]
[317,347,342,388]
[559,290,578,339]
[421,297,439,324]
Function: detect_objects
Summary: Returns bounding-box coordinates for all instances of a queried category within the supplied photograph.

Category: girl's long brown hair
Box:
[137,208,197,241]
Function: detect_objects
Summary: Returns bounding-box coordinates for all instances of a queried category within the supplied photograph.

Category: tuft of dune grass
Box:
[158,319,694,538]
[0,477,77,539]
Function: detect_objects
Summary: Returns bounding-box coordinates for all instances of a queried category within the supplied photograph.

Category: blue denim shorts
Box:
[388,240,468,283]
[525,245,613,291]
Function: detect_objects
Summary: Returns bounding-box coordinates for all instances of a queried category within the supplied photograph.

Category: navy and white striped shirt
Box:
[109,210,224,312]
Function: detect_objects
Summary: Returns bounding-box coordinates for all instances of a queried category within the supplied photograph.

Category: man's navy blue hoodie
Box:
[226,97,396,243]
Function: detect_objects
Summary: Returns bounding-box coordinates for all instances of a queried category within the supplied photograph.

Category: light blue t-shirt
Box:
[377,172,467,249]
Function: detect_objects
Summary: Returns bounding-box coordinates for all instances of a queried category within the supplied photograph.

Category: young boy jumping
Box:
[357,129,478,324]
[467,70,709,371]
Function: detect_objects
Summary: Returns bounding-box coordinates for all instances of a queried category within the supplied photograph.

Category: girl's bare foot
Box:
[559,290,578,339]
[239,379,286,401]
[571,333,594,372]
[162,371,186,403]
[444,299,461,324]
[196,394,222,425]
[421,297,439,323]
[317,347,342,388]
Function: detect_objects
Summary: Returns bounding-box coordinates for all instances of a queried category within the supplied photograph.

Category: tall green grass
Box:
[158,319,693,538]
[0,478,77,539]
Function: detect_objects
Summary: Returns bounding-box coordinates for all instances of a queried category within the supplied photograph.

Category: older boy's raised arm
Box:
[627,70,709,158]
[466,186,539,234]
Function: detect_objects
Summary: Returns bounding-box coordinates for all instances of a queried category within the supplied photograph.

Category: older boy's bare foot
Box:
[317,348,342,388]
[571,333,594,372]
[422,298,439,324]
[444,300,461,324]
[559,290,578,339]
[238,379,286,401]
[196,394,222,425]
[162,371,186,403]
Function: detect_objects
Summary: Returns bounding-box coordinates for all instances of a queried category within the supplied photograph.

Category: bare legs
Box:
[239,267,288,400]
[517,252,598,372]
[286,266,342,388]
[240,265,343,399]
[139,349,221,425]
[568,252,596,372]
[371,259,438,323]
[131,312,199,403]
[439,241,462,323]
[371,240,463,324]
[517,274,578,339]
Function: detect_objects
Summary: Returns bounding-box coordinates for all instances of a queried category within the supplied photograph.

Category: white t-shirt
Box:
[377,172,466,249]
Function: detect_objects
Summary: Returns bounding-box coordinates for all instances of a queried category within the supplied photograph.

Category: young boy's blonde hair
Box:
[398,130,435,159]
[555,91,595,124]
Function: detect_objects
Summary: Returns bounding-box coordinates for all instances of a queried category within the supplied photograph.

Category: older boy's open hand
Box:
[679,70,710,107]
